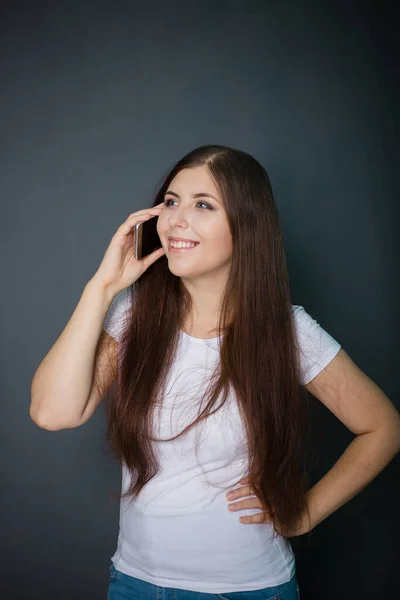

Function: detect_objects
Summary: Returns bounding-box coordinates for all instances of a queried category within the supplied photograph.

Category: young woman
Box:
[30,145,400,600]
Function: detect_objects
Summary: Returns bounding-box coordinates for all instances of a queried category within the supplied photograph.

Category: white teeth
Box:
[170,241,196,248]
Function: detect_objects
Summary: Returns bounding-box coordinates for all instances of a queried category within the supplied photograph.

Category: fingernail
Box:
[227,492,234,500]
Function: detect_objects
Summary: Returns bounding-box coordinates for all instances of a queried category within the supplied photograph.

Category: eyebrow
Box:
[164,190,220,204]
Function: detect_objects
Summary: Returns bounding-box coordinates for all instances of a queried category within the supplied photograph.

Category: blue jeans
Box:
[107,564,300,600]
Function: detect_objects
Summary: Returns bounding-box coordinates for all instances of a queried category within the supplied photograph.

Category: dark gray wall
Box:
[1,1,398,598]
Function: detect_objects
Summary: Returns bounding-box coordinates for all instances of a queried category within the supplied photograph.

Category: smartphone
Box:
[133,214,162,260]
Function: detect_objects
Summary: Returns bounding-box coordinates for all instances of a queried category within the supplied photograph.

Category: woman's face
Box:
[156,165,233,282]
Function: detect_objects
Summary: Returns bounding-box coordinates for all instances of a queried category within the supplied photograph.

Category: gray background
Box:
[1,0,398,598]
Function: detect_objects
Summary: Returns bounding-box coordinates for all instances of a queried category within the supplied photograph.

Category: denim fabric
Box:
[107,564,300,600]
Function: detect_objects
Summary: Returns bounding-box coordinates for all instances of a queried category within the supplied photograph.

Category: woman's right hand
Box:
[92,202,166,298]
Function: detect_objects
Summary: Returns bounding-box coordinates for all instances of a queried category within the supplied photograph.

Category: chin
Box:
[167,265,195,278]
[166,262,203,279]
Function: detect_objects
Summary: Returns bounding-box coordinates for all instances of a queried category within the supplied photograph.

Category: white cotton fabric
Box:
[103,288,341,593]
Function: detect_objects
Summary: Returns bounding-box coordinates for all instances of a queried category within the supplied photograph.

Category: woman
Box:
[30,145,400,599]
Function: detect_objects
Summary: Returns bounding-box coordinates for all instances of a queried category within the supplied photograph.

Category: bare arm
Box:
[30,278,117,430]
[30,203,166,431]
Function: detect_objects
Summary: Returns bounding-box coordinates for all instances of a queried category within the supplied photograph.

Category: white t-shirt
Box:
[103,288,341,593]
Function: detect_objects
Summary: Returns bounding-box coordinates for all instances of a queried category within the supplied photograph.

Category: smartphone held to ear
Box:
[133,215,163,260]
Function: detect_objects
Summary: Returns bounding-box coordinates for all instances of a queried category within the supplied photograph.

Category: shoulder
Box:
[290,304,341,385]
[103,287,133,343]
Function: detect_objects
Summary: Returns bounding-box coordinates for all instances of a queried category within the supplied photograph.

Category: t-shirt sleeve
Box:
[291,305,341,386]
[103,287,132,343]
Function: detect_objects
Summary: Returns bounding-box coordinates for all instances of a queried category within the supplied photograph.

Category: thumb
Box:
[140,246,166,271]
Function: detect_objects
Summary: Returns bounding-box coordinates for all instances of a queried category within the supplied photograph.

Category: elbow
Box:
[29,406,64,431]
[30,379,77,431]
[29,397,78,431]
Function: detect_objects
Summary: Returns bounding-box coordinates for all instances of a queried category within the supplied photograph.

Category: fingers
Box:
[126,202,164,219]
[115,205,164,237]
[228,496,270,524]
[228,496,263,512]
[115,205,162,239]
[227,496,271,525]
[239,513,269,524]
[226,479,271,524]
[226,484,253,500]
[130,202,164,218]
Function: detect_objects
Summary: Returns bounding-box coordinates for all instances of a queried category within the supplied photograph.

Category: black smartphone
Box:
[133,214,162,260]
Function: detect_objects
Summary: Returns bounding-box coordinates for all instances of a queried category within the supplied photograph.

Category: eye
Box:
[197,201,212,210]
[163,198,213,210]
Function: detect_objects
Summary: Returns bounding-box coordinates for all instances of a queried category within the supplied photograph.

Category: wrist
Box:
[86,275,117,305]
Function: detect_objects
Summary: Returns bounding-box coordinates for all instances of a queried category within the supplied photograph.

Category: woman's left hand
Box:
[225,476,311,537]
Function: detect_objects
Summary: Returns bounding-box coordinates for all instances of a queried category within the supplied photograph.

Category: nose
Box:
[167,205,189,230]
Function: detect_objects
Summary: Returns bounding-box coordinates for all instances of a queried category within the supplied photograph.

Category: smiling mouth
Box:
[168,241,200,252]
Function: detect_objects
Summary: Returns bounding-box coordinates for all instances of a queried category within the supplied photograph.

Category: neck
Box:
[180,272,227,328]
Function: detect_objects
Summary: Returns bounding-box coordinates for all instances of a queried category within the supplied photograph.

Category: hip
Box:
[107,563,300,600]
[117,503,295,581]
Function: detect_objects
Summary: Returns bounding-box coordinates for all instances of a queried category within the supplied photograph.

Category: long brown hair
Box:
[102,145,313,540]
